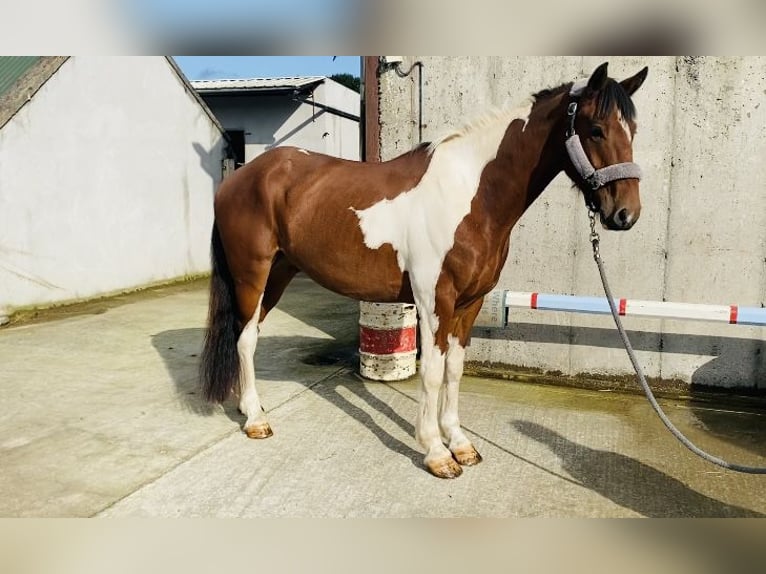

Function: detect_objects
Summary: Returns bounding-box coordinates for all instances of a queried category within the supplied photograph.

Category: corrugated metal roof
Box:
[0,57,67,131]
[191,76,325,93]
[0,57,40,97]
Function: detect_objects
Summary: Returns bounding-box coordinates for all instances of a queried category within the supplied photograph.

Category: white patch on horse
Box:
[522,115,530,132]
[440,334,469,447]
[298,149,310,155]
[569,78,588,96]
[353,104,532,329]
[237,295,266,427]
[618,112,632,142]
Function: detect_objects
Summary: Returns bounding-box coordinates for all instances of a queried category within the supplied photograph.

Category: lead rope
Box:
[588,210,766,474]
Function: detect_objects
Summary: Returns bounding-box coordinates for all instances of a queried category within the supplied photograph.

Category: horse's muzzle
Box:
[602,205,637,231]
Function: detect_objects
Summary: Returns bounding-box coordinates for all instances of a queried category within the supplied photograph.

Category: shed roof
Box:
[0,57,40,97]
[191,76,325,95]
[0,57,68,131]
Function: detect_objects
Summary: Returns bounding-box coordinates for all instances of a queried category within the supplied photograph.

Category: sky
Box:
[126,0,363,54]
[174,56,361,81]
[130,1,357,34]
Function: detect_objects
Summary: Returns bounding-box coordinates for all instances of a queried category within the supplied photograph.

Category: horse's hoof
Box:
[244,423,273,439]
[426,456,463,479]
[452,445,483,466]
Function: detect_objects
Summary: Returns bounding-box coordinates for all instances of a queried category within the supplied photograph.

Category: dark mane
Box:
[533,79,636,122]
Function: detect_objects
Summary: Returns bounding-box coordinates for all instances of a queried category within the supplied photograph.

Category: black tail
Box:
[200,224,240,403]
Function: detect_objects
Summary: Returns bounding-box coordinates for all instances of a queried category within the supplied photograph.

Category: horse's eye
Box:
[590,125,605,140]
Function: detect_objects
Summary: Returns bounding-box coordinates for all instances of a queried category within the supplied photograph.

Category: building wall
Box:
[0,56,225,314]
[317,80,361,160]
[202,79,360,162]
[378,56,766,388]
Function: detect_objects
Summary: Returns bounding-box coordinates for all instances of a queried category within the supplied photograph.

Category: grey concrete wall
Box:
[379,56,766,389]
[0,57,225,315]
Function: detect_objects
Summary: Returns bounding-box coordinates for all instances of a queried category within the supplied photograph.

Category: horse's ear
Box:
[587,62,609,92]
[621,66,649,96]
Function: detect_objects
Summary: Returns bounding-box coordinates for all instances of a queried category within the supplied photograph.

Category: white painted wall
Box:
[317,80,361,160]
[0,57,224,314]
[201,78,360,162]
[379,56,766,389]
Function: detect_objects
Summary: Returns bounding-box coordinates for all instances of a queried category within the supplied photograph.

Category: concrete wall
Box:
[202,79,360,162]
[379,56,766,389]
[0,56,225,315]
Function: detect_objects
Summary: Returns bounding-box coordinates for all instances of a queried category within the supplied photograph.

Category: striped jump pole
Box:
[474,290,766,328]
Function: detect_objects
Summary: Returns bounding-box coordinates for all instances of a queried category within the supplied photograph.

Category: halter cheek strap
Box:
[565,100,642,191]
[565,134,642,190]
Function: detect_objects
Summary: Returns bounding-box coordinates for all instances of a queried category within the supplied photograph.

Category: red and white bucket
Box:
[358,302,417,381]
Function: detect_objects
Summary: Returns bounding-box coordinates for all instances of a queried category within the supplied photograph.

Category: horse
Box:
[200,61,648,479]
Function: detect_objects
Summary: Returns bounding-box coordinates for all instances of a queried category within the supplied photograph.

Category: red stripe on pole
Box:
[729,305,738,324]
[359,325,417,355]
[531,293,539,309]
[619,299,627,316]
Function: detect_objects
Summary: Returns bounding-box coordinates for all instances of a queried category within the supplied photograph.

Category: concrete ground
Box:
[1,276,765,518]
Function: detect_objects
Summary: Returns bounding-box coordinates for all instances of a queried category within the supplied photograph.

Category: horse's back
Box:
[212,144,432,302]
[217,146,340,205]
[217,144,431,214]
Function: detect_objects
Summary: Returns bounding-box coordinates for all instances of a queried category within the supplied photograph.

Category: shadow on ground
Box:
[151,275,424,468]
[307,372,423,469]
[151,273,359,408]
[513,420,764,518]
[151,276,766,509]
[152,326,423,469]
[476,322,766,460]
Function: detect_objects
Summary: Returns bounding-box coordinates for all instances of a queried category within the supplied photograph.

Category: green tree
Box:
[330,73,360,93]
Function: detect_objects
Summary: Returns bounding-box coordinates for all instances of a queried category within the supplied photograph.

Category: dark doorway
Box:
[225,129,246,168]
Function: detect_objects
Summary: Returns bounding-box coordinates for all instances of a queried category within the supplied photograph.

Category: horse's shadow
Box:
[151,325,423,469]
[511,420,764,517]
[306,371,422,468]
[151,276,764,513]
[151,274,360,416]
[151,327,215,415]
[151,327,766,512]
[479,322,766,460]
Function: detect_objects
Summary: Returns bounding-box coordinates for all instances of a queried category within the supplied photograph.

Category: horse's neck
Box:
[479,93,568,233]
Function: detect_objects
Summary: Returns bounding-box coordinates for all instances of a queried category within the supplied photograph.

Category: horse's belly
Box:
[285,240,413,304]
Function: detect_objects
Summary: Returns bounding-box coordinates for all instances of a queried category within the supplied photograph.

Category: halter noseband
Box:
[565,87,642,201]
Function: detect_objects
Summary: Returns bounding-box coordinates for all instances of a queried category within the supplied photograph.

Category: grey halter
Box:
[565,87,642,193]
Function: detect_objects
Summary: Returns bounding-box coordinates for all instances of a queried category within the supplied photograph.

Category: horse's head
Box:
[565,62,648,230]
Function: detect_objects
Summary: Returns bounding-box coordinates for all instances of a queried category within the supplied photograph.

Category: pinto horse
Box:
[200,62,648,479]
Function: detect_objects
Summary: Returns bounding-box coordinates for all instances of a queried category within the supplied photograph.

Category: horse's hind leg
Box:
[233,262,274,439]
[236,253,299,438]
[237,297,271,438]
[259,252,300,322]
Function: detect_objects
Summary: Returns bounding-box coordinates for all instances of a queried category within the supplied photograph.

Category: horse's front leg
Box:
[440,334,482,466]
[416,321,463,479]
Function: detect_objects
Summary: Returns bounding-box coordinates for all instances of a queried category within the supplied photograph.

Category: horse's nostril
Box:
[617,208,629,225]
